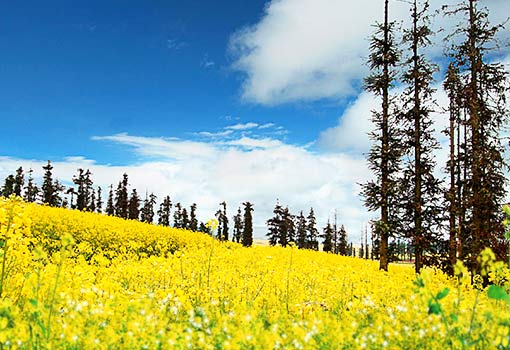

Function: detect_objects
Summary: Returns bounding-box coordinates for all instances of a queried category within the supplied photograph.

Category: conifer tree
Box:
[215,201,229,241]
[337,224,349,255]
[157,196,172,226]
[445,0,509,269]
[96,186,103,213]
[106,185,115,216]
[198,222,211,235]
[173,203,182,228]
[398,0,443,273]
[189,203,198,231]
[1,175,15,197]
[73,169,87,210]
[361,0,401,271]
[88,189,96,212]
[181,208,189,229]
[233,207,243,243]
[242,202,254,247]
[13,167,24,197]
[306,208,319,250]
[322,221,334,252]
[114,174,129,219]
[296,211,307,249]
[128,189,141,220]
[23,169,39,203]
[266,201,283,246]
[41,160,56,205]
[281,207,295,245]
[140,192,157,224]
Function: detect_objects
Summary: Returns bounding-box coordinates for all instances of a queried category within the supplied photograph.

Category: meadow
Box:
[0,196,509,349]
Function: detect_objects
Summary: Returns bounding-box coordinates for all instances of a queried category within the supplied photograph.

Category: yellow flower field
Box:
[0,196,509,349]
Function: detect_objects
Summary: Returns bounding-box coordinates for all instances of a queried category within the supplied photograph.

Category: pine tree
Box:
[1,175,15,197]
[96,186,103,213]
[189,203,198,231]
[128,189,141,220]
[173,203,182,228]
[445,0,509,270]
[181,208,189,229]
[361,0,401,271]
[88,189,96,212]
[399,0,443,273]
[73,169,87,210]
[23,169,39,202]
[233,207,243,243]
[140,193,157,224]
[242,202,254,247]
[322,221,334,252]
[157,196,172,226]
[41,160,56,205]
[13,167,24,197]
[281,207,295,246]
[267,201,283,246]
[306,208,319,250]
[198,222,211,235]
[114,174,129,219]
[106,185,115,216]
[215,201,229,241]
[337,224,349,255]
[296,211,307,249]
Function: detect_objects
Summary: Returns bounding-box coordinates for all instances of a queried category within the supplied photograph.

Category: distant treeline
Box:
[1,161,366,255]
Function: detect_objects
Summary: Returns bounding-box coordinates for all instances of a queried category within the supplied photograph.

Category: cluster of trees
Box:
[0,161,254,247]
[266,201,350,255]
[363,0,509,273]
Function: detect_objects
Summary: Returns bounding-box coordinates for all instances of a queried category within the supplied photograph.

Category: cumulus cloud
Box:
[230,0,510,105]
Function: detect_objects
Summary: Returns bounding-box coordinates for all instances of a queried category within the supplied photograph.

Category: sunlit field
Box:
[1,197,509,349]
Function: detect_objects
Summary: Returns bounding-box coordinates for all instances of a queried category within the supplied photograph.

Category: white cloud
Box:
[0,133,372,242]
[225,122,259,130]
[230,0,510,105]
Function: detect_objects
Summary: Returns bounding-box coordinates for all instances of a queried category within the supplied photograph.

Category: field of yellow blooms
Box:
[0,197,509,349]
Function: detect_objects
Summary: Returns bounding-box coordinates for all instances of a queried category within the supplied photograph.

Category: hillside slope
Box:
[0,197,508,349]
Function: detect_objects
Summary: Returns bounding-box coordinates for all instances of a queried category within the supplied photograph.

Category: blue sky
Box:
[1,0,509,240]
[0,0,340,164]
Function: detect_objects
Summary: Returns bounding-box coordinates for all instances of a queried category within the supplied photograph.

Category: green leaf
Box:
[28,299,38,307]
[413,277,425,288]
[436,288,450,300]
[487,285,510,302]
[450,313,458,322]
[428,301,441,315]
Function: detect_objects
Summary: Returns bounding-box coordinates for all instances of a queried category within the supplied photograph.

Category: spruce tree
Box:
[13,167,24,197]
[189,203,198,231]
[296,211,307,249]
[306,208,319,250]
[281,207,295,246]
[337,225,349,255]
[73,169,87,210]
[96,186,103,213]
[181,208,189,229]
[215,201,229,241]
[41,160,56,205]
[242,202,254,247]
[157,196,172,226]
[128,189,141,220]
[322,221,334,252]
[266,201,283,246]
[173,203,182,228]
[23,169,39,203]
[399,0,443,273]
[361,0,401,271]
[114,174,129,219]
[445,0,509,269]
[233,207,243,243]
[140,193,157,224]
[1,175,15,197]
[106,185,115,216]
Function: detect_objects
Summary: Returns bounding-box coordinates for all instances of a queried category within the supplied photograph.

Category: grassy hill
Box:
[0,196,509,349]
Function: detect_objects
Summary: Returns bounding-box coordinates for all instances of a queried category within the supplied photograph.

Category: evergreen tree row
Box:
[265,201,350,255]
[0,162,254,246]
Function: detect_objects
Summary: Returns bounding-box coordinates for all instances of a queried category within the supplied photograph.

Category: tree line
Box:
[363,0,509,274]
[0,161,254,247]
